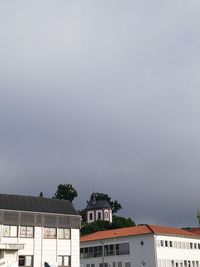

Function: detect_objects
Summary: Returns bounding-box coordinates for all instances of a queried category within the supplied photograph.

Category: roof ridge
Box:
[144,224,156,234]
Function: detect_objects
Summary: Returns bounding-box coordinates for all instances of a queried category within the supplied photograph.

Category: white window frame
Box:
[43,227,57,239]
[20,226,34,238]
[3,225,18,237]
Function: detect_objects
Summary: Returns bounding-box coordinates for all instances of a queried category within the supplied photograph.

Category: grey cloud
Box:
[0,1,200,227]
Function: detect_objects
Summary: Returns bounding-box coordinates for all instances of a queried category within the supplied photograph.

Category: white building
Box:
[84,194,112,224]
[80,224,200,267]
[0,193,80,267]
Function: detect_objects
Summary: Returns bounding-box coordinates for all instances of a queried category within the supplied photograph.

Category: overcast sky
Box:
[0,1,200,228]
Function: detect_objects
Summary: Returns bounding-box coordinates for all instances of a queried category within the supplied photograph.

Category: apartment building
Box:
[80,224,200,267]
[0,193,80,267]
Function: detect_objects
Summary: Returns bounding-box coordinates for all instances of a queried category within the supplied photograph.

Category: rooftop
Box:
[80,224,200,242]
[0,193,79,216]
[85,193,111,211]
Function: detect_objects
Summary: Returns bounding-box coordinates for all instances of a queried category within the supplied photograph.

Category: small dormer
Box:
[85,193,112,224]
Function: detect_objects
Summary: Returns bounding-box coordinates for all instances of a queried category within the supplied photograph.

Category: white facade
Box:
[0,218,80,267]
[85,193,113,224]
[0,194,80,267]
[87,209,112,224]
[80,225,200,267]
[156,235,200,267]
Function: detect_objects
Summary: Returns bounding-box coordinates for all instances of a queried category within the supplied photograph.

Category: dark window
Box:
[119,243,130,255]
[89,247,94,258]
[81,243,129,259]
[19,256,33,267]
[140,240,144,246]
[98,212,101,220]
[89,213,93,220]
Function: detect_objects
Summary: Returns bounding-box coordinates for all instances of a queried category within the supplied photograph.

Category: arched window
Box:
[98,212,101,220]
[89,212,93,220]
[104,211,108,220]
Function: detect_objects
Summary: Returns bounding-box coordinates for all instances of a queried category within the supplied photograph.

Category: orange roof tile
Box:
[80,224,199,243]
[186,228,200,236]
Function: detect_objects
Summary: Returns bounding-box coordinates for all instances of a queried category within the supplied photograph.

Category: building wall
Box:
[86,209,112,224]
[156,235,200,267]
[0,223,80,267]
[81,234,200,267]
[80,234,156,267]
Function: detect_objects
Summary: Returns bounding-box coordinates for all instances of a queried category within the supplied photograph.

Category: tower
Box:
[85,193,112,224]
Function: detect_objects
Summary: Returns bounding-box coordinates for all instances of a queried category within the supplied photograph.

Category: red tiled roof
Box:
[80,224,200,242]
[186,228,200,236]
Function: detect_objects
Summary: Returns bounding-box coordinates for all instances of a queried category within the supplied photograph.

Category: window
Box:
[160,240,164,247]
[20,226,34,238]
[99,264,108,267]
[58,256,70,267]
[98,212,101,220]
[58,228,70,239]
[165,241,168,247]
[43,227,56,238]
[3,225,18,237]
[89,213,93,220]
[81,243,129,259]
[169,241,173,247]
[104,211,108,220]
[19,256,33,267]
[118,243,130,255]
[89,247,94,258]
[125,262,131,267]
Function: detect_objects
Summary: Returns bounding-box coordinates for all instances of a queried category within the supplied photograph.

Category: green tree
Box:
[54,184,77,203]
[112,215,135,228]
[80,216,135,236]
[81,220,112,235]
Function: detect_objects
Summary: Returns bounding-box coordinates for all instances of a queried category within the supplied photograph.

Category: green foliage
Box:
[81,220,112,235]
[81,216,135,236]
[54,184,77,203]
[112,215,135,228]
[92,192,122,214]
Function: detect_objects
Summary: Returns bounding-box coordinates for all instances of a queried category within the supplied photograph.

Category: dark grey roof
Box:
[85,199,111,211]
[0,194,79,216]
